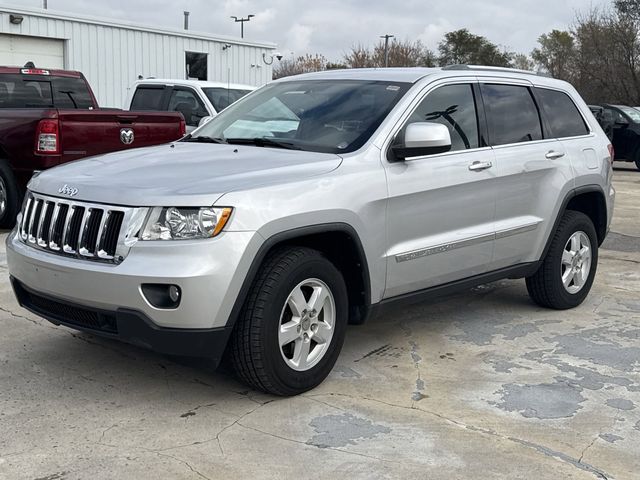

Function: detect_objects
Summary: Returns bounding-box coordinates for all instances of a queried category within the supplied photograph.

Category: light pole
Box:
[231,15,255,39]
[380,34,395,67]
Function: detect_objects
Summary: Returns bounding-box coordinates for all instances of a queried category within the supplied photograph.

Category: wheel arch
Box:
[541,185,608,259]
[227,223,373,331]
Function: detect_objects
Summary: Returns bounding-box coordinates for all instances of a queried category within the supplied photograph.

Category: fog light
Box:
[141,284,182,309]
[168,285,180,303]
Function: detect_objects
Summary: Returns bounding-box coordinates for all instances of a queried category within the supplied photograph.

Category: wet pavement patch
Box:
[606,398,636,411]
[494,382,585,419]
[306,413,391,448]
[599,433,623,443]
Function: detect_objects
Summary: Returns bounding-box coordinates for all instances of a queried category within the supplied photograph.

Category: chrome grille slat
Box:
[47,203,61,248]
[28,199,43,243]
[18,192,135,264]
[21,197,33,240]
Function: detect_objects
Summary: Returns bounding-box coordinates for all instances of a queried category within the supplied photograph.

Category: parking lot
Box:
[0,165,637,480]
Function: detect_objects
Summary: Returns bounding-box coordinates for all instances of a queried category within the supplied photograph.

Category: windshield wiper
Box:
[182,134,228,144]
[225,137,301,150]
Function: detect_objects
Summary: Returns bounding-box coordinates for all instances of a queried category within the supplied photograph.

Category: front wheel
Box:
[526,211,598,309]
[230,247,348,395]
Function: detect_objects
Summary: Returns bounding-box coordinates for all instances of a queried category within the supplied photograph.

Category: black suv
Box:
[589,104,640,170]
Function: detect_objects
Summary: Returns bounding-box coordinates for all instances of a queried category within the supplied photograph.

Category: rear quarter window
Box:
[535,88,589,138]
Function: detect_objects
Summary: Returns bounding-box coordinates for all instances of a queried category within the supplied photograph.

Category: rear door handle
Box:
[545,150,565,160]
[468,161,493,171]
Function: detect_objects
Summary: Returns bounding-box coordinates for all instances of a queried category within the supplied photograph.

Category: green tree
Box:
[437,29,512,67]
[531,30,577,80]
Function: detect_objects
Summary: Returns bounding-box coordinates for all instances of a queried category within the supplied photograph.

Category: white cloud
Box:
[18,0,612,61]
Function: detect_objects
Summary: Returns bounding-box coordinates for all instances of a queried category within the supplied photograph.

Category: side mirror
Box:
[392,122,452,161]
[198,116,214,128]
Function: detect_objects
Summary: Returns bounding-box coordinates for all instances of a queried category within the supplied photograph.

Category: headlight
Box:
[140,207,233,240]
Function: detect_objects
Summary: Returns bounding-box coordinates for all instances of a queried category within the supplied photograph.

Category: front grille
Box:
[14,280,118,333]
[19,193,131,263]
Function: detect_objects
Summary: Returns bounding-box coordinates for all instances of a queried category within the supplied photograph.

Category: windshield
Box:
[617,105,640,123]
[203,87,252,111]
[192,80,411,154]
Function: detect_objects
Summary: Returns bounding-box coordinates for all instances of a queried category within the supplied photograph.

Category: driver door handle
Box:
[546,150,565,160]
[468,160,493,171]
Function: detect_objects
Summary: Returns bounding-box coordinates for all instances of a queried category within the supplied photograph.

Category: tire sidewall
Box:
[260,255,348,394]
[548,213,599,308]
[0,160,20,228]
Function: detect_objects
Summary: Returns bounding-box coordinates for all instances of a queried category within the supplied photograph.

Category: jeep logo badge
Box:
[120,128,134,145]
[58,184,78,197]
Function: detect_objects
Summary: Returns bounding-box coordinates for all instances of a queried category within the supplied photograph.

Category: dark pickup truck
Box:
[0,66,186,227]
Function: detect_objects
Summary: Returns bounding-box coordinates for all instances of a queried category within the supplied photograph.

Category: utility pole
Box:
[230,15,255,39]
[380,34,395,67]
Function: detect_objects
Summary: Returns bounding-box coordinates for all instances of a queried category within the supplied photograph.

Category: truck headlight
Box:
[140,207,232,240]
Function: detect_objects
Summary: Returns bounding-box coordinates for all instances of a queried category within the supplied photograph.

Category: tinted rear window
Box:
[481,84,543,146]
[130,86,166,110]
[535,88,589,138]
[0,74,93,109]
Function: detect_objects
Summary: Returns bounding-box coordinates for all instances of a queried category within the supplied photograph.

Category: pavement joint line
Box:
[307,392,612,480]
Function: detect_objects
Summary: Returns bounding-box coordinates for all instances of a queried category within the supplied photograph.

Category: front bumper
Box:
[6,228,262,333]
[11,278,232,360]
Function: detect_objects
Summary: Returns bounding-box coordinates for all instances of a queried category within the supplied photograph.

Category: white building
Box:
[0,5,276,107]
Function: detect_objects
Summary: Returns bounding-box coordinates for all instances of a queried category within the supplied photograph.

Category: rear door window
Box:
[168,88,208,127]
[535,88,589,138]
[130,86,167,110]
[51,77,94,109]
[481,84,543,146]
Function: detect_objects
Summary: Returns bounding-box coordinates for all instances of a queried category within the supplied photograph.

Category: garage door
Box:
[0,34,64,69]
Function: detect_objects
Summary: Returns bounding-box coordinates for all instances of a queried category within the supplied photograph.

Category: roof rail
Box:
[442,64,551,77]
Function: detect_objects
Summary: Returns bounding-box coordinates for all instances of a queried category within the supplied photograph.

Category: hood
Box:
[28,142,343,206]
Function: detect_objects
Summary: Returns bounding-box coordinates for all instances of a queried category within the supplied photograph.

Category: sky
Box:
[17,0,611,61]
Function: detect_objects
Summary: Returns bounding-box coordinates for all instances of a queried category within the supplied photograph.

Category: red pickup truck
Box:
[0,66,186,227]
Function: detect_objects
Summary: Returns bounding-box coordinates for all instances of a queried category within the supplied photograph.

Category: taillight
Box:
[607,144,614,164]
[35,119,60,155]
[179,119,186,137]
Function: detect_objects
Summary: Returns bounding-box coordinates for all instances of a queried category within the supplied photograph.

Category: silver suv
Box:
[6,66,615,395]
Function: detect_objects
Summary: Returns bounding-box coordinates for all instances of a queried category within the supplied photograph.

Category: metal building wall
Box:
[0,6,275,107]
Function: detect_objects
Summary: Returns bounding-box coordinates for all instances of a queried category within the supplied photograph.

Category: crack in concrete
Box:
[307,392,612,480]
[0,305,41,326]
[152,451,213,480]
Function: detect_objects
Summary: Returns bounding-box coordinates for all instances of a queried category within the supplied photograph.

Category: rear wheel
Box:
[0,160,20,229]
[635,156,640,171]
[526,211,598,309]
[230,247,348,395]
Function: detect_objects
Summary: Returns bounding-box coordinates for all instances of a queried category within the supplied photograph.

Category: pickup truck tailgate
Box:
[58,110,184,162]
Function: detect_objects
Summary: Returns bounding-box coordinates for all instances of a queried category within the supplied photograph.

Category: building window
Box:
[185,52,207,80]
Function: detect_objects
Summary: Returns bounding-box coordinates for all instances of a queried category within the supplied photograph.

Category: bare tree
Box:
[343,39,436,68]
[273,54,329,79]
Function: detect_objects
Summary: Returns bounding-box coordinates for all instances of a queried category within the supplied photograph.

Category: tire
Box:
[526,211,598,310]
[0,160,20,229]
[230,247,348,396]
[635,156,640,171]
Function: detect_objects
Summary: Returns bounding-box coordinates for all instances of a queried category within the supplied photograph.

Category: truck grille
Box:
[19,192,135,263]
